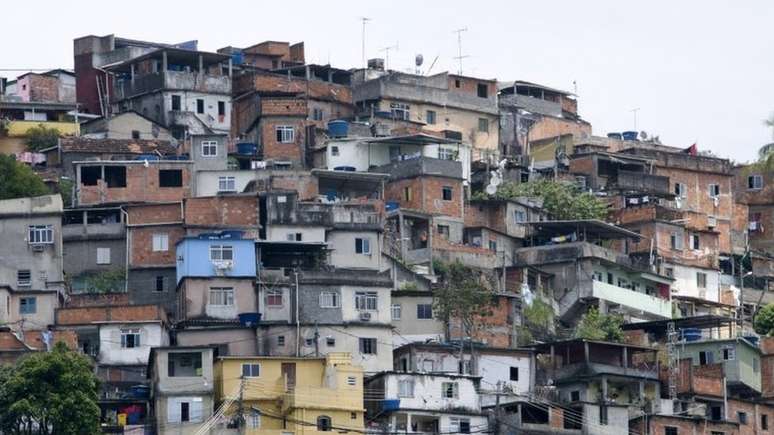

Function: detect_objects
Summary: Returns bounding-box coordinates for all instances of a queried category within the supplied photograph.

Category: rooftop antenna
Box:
[360,17,371,69]
[453,27,469,75]
[380,43,399,71]
[630,107,640,131]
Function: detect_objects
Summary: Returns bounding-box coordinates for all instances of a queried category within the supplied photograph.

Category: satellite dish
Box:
[490,172,502,187]
[485,184,497,195]
[415,54,424,66]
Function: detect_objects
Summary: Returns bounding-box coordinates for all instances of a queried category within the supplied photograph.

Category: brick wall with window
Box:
[260,119,306,165]
[383,176,463,218]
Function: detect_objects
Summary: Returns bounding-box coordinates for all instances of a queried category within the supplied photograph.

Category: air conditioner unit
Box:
[749,221,759,231]
[707,216,717,228]
[359,312,372,322]
[212,260,234,275]
[30,244,45,252]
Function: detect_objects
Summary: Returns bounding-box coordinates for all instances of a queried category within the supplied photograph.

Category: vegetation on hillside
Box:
[0,155,49,200]
[574,306,624,342]
[473,180,608,220]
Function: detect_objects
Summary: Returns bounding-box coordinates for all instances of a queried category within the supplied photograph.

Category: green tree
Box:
[517,298,556,346]
[754,304,774,336]
[0,342,101,434]
[57,176,74,208]
[0,155,49,200]
[574,306,624,342]
[474,180,608,220]
[82,269,127,293]
[24,124,61,152]
[432,260,496,341]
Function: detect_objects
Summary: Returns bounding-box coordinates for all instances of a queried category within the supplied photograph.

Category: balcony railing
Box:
[591,280,672,319]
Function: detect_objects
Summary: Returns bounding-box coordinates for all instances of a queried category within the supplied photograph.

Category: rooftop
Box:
[57,137,176,155]
[103,47,230,72]
[528,219,642,241]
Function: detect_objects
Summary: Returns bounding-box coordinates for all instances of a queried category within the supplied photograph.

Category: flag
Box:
[683,143,697,156]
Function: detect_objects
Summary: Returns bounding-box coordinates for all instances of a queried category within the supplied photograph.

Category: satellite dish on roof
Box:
[490,171,502,187]
[415,54,424,66]
[485,184,497,195]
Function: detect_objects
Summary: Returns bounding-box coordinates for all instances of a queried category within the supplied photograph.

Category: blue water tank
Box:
[333,166,356,172]
[128,385,150,399]
[238,312,261,327]
[743,335,760,347]
[607,132,622,140]
[135,154,160,161]
[328,120,349,138]
[681,328,701,342]
[622,131,639,141]
[385,201,400,212]
[237,143,258,155]
[382,399,401,412]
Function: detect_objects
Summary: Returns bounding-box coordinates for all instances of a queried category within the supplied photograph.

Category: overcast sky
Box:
[2,0,772,162]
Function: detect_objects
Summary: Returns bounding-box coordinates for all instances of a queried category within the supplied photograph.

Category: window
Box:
[390,103,410,120]
[708,183,720,197]
[28,225,53,244]
[664,426,678,435]
[426,110,436,125]
[242,363,260,377]
[286,233,302,242]
[417,304,433,319]
[351,412,357,420]
[570,391,580,402]
[171,95,181,111]
[690,233,700,250]
[331,146,339,156]
[442,382,459,398]
[477,83,488,98]
[159,169,183,187]
[167,352,203,377]
[218,101,226,117]
[266,289,283,307]
[699,350,714,365]
[403,186,412,201]
[355,238,371,255]
[96,247,111,265]
[510,367,519,381]
[210,245,234,261]
[599,405,608,425]
[437,224,449,238]
[19,297,36,314]
[670,232,683,250]
[450,418,471,434]
[312,107,324,121]
[489,240,497,252]
[359,338,377,354]
[438,147,455,160]
[347,376,357,386]
[697,272,707,289]
[664,267,674,278]
[121,328,140,348]
[180,402,190,422]
[248,411,261,429]
[316,416,332,432]
[319,292,340,308]
[762,414,768,430]
[458,359,472,374]
[196,99,204,114]
[155,276,165,292]
[442,186,453,201]
[478,118,489,133]
[326,337,336,346]
[201,140,218,157]
[131,130,140,139]
[218,176,236,192]
[748,174,763,190]
[276,126,295,143]
[105,166,127,188]
[81,166,101,185]
[674,183,686,198]
[17,270,31,287]
[209,287,234,306]
[454,79,461,88]
[391,304,402,320]
[738,411,747,425]
[355,292,378,311]
[515,210,527,223]
[152,234,169,252]
[277,336,285,346]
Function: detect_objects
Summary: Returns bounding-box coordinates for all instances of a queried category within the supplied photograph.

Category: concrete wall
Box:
[179,277,256,321]
[63,237,126,282]
[665,261,721,302]
[190,134,228,172]
[127,267,177,316]
[0,289,58,328]
[266,225,326,243]
[99,322,167,365]
[81,111,173,140]
[194,170,255,197]
[154,347,215,395]
[176,327,257,356]
[327,230,382,270]
[390,293,444,343]
[176,238,256,283]
[381,373,481,412]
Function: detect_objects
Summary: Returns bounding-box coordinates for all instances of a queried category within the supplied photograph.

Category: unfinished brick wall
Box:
[261,97,307,117]
[17,74,60,103]
[56,304,165,325]
[65,293,130,307]
[234,72,352,105]
[384,176,464,218]
[641,416,738,435]
[530,116,591,142]
[78,164,192,206]
[184,196,259,227]
[260,119,306,164]
[568,155,595,176]
[127,202,183,225]
[727,399,760,435]
[447,75,496,99]
[130,226,185,267]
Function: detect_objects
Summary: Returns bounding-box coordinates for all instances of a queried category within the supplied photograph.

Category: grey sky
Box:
[2,0,772,162]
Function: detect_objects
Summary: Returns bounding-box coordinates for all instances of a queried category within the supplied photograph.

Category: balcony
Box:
[591,280,672,319]
[114,71,231,100]
[372,157,463,181]
[62,222,125,241]
[614,170,671,196]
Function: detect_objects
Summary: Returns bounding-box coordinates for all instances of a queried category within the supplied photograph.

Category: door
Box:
[282,363,296,390]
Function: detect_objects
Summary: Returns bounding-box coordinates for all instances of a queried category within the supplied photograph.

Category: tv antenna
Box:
[380,43,399,71]
[360,17,371,69]
[453,27,469,75]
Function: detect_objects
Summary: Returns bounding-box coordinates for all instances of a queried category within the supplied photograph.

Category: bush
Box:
[473,180,608,220]
[24,124,61,152]
[754,304,774,336]
[0,155,49,200]
[575,306,624,342]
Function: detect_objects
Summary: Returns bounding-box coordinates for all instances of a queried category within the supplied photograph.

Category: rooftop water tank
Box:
[681,328,701,342]
[607,132,622,140]
[328,120,349,138]
[385,201,400,212]
[238,312,261,327]
[622,131,639,141]
[236,143,258,156]
[135,154,160,161]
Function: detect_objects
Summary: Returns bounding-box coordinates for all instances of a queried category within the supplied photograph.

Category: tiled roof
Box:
[59,137,176,155]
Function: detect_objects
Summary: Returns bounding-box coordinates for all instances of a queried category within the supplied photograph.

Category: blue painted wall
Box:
[176,231,256,283]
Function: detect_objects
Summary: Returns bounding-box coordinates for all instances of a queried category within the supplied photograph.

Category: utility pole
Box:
[630,107,640,131]
[380,43,399,71]
[360,17,371,69]
[314,322,320,357]
[453,27,469,75]
[494,382,502,435]
[237,376,246,435]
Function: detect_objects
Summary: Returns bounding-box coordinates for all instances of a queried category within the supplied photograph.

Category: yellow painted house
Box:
[215,353,365,435]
